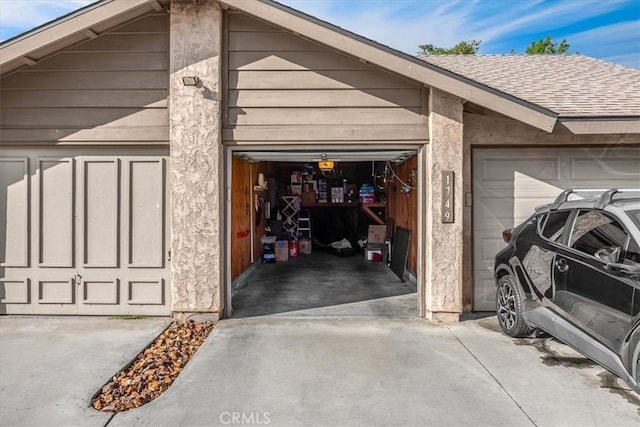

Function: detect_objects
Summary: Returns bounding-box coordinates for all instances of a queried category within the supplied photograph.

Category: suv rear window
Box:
[541,211,571,242]
[569,210,627,257]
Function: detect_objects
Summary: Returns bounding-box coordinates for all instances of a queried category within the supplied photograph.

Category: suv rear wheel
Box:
[496,275,533,337]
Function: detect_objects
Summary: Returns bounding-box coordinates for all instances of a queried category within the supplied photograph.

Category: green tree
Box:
[525,36,570,54]
[418,40,481,55]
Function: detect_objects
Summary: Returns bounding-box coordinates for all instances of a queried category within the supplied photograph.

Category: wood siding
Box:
[387,155,418,274]
[0,13,169,145]
[224,12,427,143]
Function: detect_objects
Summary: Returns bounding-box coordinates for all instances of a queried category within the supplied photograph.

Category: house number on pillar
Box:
[441,171,454,223]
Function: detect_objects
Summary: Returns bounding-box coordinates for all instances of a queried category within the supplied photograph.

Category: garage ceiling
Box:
[233,149,418,163]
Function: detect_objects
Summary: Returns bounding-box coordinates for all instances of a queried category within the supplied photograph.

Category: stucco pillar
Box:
[169,0,224,320]
[425,88,464,322]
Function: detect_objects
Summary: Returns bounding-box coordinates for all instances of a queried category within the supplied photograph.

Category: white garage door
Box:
[473,146,640,311]
[0,147,170,315]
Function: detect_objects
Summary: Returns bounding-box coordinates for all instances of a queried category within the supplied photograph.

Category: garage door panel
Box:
[1,147,170,315]
[475,196,513,225]
[0,158,29,267]
[81,279,119,305]
[0,278,30,304]
[81,159,119,268]
[126,159,165,268]
[473,147,640,311]
[38,158,74,267]
[38,279,74,304]
[570,157,640,182]
[126,279,164,305]
[474,235,506,266]
[475,273,497,311]
[480,157,560,182]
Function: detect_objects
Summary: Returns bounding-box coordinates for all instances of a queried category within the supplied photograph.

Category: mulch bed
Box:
[92,321,215,412]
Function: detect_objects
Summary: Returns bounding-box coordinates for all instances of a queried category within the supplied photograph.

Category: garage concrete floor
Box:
[231,251,418,318]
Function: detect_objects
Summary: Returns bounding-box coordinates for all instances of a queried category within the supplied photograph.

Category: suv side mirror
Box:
[595,246,622,264]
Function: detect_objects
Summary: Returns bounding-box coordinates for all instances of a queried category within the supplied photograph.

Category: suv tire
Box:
[496,275,533,337]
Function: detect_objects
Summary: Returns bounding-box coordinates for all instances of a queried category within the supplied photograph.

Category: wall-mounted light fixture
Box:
[181,76,200,87]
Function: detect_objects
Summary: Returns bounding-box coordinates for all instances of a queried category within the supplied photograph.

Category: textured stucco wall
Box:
[425,88,464,322]
[169,0,224,319]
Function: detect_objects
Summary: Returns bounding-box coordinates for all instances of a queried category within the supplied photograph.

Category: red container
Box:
[372,252,383,262]
[289,241,299,258]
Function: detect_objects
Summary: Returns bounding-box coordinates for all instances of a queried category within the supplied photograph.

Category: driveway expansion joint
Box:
[447,326,538,427]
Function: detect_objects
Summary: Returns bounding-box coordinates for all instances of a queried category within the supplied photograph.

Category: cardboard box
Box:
[365,243,386,262]
[302,191,316,205]
[291,173,302,184]
[300,239,312,254]
[275,240,289,262]
[367,225,387,244]
[331,187,344,203]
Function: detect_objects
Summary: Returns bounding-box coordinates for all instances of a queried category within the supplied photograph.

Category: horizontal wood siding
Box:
[0,12,169,145]
[225,12,427,143]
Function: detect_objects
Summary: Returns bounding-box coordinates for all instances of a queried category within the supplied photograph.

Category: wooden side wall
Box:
[0,12,169,145]
[224,12,428,144]
[252,162,268,262]
[231,156,252,280]
[231,157,269,281]
[387,155,418,274]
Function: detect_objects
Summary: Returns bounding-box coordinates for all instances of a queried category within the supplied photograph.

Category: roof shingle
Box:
[418,54,640,117]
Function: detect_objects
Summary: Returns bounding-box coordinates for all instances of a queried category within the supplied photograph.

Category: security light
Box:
[181,76,200,87]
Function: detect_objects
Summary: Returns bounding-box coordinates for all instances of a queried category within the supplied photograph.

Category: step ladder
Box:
[297,209,311,240]
[281,196,300,240]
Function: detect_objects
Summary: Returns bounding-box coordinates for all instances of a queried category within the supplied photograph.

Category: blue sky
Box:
[1,0,639,68]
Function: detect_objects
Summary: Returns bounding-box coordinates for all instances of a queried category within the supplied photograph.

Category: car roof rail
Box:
[548,188,633,211]
[594,188,640,209]
[594,189,619,209]
[548,189,575,211]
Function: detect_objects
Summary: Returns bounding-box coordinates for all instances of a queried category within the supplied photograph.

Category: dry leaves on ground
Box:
[92,321,215,412]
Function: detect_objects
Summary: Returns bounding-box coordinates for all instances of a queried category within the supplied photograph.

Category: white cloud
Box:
[470,0,625,43]
[279,0,638,66]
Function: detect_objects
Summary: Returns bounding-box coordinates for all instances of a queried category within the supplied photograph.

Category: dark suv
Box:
[494,189,640,392]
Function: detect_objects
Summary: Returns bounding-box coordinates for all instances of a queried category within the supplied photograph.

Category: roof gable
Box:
[1,0,638,134]
[0,0,168,75]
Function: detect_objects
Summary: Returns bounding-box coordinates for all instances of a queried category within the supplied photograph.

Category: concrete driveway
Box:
[0,316,169,427]
[1,316,639,426]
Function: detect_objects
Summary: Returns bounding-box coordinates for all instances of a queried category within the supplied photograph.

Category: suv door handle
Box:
[555,258,569,273]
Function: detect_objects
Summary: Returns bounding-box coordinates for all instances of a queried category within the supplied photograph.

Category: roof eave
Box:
[221,0,558,133]
[0,0,167,76]
[556,117,640,134]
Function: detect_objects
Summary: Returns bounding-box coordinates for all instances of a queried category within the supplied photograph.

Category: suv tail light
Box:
[502,229,513,243]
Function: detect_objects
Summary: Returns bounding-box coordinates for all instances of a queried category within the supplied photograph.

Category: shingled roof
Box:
[419,54,640,118]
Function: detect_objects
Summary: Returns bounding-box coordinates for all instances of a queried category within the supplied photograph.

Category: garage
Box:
[0,147,171,315]
[226,148,421,317]
[2,0,639,321]
[472,146,640,310]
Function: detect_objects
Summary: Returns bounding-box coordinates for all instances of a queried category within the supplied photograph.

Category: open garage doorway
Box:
[225,147,422,318]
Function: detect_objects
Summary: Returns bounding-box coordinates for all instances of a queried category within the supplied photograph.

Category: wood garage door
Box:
[473,146,640,311]
[0,147,170,315]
